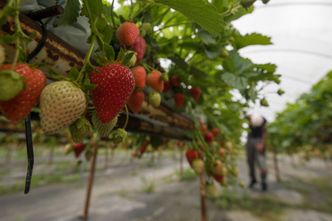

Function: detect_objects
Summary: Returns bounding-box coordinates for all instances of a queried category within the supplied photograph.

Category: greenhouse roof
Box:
[233,0,332,121]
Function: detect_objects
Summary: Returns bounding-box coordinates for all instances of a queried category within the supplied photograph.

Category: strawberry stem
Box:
[110,0,116,27]
[12,0,24,66]
[123,105,129,129]
[128,0,133,20]
[12,37,20,67]
[76,35,96,83]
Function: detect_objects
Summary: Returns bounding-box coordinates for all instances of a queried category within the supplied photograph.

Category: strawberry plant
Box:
[269,70,332,156]
[0,0,284,218]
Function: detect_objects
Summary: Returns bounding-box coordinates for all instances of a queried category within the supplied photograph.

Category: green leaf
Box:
[82,0,104,27]
[223,51,253,74]
[197,30,217,45]
[154,0,224,36]
[57,0,82,26]
[203,44,222,59]
[255,63,277,73]
[67,67,80,81]
[122,51,136,67]
[234,33,272,49]
[47,69,67,81]
[222,72,248,90]
[83,82,96,90]
[103,44,115,61]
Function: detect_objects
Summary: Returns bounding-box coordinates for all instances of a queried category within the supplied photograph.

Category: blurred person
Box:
[246,113,268,191]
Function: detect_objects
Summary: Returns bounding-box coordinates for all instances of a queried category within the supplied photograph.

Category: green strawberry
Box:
[141,23,152,36]
[0,70,25,101]
[260,98,269,107]
[161,72,169,81]
[148,92,161,107]
[277,89,285,96]
[109,128,127,144]
[220,48,229,58]
[40,81,87,134]
[92,111,118,137]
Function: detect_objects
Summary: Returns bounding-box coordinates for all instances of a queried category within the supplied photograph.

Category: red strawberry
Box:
[73,143,85,158]
[90,63,135,123]
[134,140,149,158]
[185,149,201,165]
[219,147,226,157]
[170,75,181,87]
[139,140,149,156]
[147,70,164,92]
[0,64,46,122]
[204,132,214,143]
[131,66,146,89]
[132,36,146,64]
[211,127,220,137]
[116,22,139,46]
[190,87,201,101]
[163,81,171,92]
[213,174,224,184]
[174,93,185,108]
[127,91,145,113]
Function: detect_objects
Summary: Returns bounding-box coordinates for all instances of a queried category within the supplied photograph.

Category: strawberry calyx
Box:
[0,69,25,101]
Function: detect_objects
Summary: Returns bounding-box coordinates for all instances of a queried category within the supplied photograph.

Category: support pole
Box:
[199,173,208,221]
[82,141,98,221]
[104,147,109,169]
[179,148,183,177]
[273,148,281,182]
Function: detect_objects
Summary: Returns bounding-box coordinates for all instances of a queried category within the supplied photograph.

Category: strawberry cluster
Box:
[164,74,202,109]
[182,121,239,190]
[116,22,165,113]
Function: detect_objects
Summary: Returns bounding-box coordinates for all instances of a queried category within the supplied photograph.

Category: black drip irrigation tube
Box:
[23,20,47,194]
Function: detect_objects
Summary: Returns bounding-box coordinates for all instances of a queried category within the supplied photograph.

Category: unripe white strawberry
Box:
[192,159,205,175]
[40,81,86,134]
[206,183,220,198]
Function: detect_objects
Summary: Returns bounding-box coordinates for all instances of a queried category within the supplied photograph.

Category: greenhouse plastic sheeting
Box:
[233,0,332,120]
